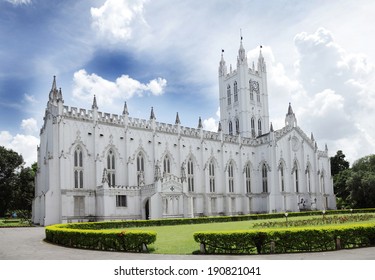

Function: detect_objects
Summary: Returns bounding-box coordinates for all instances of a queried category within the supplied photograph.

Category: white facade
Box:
[32,40,336,226]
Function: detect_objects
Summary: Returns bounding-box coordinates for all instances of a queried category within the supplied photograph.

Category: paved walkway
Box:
[1,227,375,260]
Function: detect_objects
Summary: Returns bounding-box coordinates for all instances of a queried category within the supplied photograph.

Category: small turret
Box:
[285,103,297,128]
[217,121,222,132]
[218,50,227,76]
[150,107,156,120]
[197,117,203,129]
[92,95,98,110]
[257,46,266,72]
[175,112,180,125]
[122,101,129,115]
[237,37,247,66]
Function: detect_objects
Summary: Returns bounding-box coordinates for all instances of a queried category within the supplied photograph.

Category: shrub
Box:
[194,222,375,254]
[45,223,156,252]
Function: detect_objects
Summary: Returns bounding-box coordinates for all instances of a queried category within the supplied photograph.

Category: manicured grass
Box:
[125,214,375,254]
[0,218,32,227]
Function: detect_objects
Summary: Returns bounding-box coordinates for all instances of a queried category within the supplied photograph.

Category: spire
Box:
[218,49,227,76]
[92,95,98,110]
[218,121,222,132]
[258,45,266,72]
[150,107,156,120]
[58,88,63,102]
[287,102,294,115]
[122,101,129,115]
[237,35,247,65]
[175,112,180,125]
[198,117,203,129]
[270,122,274,132]
[49,75,59,102]
[285,102,297,127]
[311,132,315,142]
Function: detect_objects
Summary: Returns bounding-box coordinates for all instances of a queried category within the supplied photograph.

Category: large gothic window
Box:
[163,155,171,174]
[294,162,299,193]
[251,117,255,137]
[306,166,311,193]
[137,152,145,186]
[229,121,233,135]
[235,118,240,135]
[74,146,83,188]
[245,163,251,193]
[228,161,234,193]
[258,119,262,136]
[279,163,285,192]
[234,81,238,102]
[107,149,116,187]
[262,163,268,193]
[188,158,194,192]
[227,85,231,105]
[209,160,215,192]
[249,80,254,101]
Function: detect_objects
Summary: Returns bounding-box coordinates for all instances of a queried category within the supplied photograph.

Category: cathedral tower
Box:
[218,39,270,138]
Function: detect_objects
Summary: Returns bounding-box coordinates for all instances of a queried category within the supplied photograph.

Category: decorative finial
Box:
[270,122,274,132]
[92,95,98,110]
[198,117,203,129]
[150,107,156,120]
[218,122,222,132]
[122,101,129,115]
[175,112,180,125]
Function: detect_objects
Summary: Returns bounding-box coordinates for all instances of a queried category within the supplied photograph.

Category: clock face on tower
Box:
[292,137,300,151]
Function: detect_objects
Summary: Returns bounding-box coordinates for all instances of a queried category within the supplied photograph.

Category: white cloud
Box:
[203,107,220,132]
[21,118,38,135]
[5,0,31,5]
[0,131,39,166]
[90,0,147,43]
[72,69,167,105]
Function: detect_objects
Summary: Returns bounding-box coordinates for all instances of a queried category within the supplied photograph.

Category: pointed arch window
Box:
[163,155,171,174]
[257,88,261,103]
[249,80,254,101]
[235,118,240,135]
[251,117,255,137]
[258,119,262,136]
[234,81,238,102]
[188,158,194,192]
[293,161,299,193]
[74,146,83,188]
[227,85,231,105]
[137,152,145,186]
[262,163,268,193]
[107,149,116,187]
[228,162,234,193]
[320,171,325,194]
[229,121,233,135]
[279,163,285,192]
[245,163,251,193]
[209,160,215,192]
[306,166,311,193]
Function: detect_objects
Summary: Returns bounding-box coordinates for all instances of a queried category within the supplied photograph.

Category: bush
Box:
[45,223,156,252]
[194,223,375,254]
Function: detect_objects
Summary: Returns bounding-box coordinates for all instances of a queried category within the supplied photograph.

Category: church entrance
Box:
[145,199,150,220]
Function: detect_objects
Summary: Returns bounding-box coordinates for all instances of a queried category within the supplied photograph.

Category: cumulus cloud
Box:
[21,118,38,135]
[90,0,147,43]
[292,27,375,162]
[0,130,39,167]
[5,0,31,5]
[203,107,220,132]
[72,69,167,105]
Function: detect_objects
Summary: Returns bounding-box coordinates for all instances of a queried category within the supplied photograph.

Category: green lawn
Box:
[0,218,32,227]
[125,214,375,254]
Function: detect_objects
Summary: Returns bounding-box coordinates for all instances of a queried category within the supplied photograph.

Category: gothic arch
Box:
[257,160,271,172]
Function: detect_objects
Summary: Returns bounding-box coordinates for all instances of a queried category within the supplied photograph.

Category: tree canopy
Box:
[0,146,35,217]
[332,152,375,209]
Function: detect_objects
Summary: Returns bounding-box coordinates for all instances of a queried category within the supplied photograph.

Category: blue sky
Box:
[1,0,375,166]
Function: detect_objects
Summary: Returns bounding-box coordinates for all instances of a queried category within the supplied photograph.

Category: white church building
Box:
[32,40,336,226]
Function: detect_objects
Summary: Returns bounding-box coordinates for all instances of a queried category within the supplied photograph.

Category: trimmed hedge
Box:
[194,223,375,254]
[56,208,375,230]
[45,223,156,252]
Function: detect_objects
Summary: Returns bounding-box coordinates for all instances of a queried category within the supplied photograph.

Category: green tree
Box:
[0,146,24,217]
[330,150,350,176]
[11,165,36,213]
